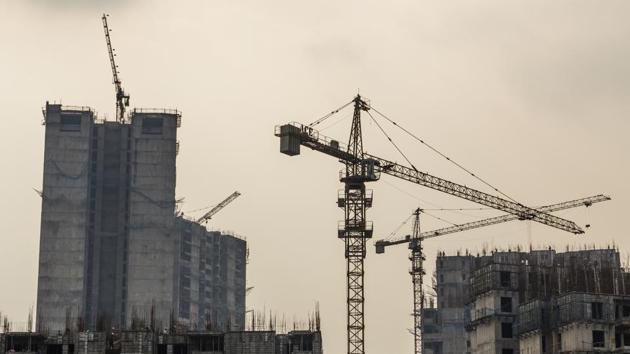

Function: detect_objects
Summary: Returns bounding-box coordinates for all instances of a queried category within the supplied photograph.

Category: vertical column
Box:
[126,110,180,329]
[37,103,94,333]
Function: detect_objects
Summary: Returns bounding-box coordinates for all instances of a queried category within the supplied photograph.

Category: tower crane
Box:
[102,14,130,122]
[196,191,241,224]
[374,194,610,354]
[275,94,585,354]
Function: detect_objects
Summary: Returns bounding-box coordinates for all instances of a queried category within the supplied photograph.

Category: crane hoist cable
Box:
[319,109,353,132]
[384,209,459,242]
[366,107,514,226]
[368,107,516,226]
[365,110,419,171]
[386,213,415,241]
[367,109,509,223]
[381,179,486,219]
[367,113,498,222]
[370,106,519,204]
[422,210,459,227]
[307,100,354,127]
[184,204,218,214]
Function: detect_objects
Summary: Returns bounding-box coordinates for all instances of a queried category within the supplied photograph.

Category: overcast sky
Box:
[1,1,629,352]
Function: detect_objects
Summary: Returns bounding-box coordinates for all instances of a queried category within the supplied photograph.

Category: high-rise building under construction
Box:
[37,103,246,333]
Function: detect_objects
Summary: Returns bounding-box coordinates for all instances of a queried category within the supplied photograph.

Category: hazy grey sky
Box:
[1,1,629,352]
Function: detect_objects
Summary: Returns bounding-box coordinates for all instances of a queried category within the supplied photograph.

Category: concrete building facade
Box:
[467,252,524,354]
[174,218,247,331]
[423,253,473,354]
[517,250,630,354]
[37,103,246,333]
[422,248,630,354]
[0,330,323,354]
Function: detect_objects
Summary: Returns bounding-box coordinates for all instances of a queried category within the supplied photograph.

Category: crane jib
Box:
[375,194,610,252]
[276,122,584,235]
[374,161,584,234]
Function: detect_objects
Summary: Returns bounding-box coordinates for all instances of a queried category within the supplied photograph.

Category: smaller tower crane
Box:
[375,194,610,354]
[196,191,241,224]
[102,14,130,122]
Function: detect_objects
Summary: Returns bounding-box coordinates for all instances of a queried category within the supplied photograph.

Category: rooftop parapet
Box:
[41,102,95,125]
[130,108,181,127]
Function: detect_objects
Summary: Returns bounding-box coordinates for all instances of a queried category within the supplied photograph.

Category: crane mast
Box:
[339,96,377,354]
[409,208,424,354]
[102,14,130,122]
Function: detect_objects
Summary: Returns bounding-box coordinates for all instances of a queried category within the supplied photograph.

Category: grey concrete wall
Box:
[468,253,522,354]
[274,335,289,354]
[423,255,472,354]
[1,330,322,354]
[286,331,322,354]
[120,331,154,354]
[216,233,247,331]
[37,103,94,333]
[225,330,320,354]
[75,332,106,354]
[91,123,132,329]
[225,331,275,354]
[175,219,247,332]
[174,218,201,328]
[126,111,179,329]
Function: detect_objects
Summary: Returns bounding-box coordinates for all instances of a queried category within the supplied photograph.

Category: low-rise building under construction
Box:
[423,247,630,354]
[0,329,323,354]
